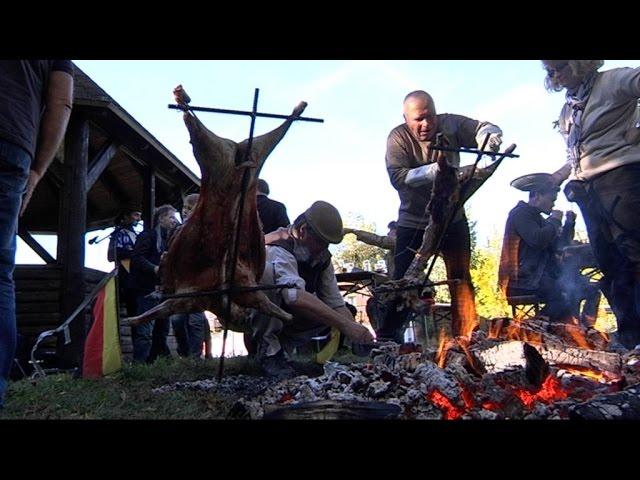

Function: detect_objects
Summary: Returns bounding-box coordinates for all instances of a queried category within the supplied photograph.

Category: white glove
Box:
[405,163,440,186]
[476,124,503,152]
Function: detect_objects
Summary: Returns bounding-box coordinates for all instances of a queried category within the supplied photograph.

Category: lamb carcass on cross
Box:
[127,85,306,332]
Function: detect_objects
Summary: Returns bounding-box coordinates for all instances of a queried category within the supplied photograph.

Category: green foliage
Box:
[333,212,387,270]
[470,234,510,319]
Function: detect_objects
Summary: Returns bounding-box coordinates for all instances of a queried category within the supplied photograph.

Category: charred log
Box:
[568,385,640,420]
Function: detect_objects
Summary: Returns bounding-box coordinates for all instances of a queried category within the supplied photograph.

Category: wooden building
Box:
[16,63,200,369]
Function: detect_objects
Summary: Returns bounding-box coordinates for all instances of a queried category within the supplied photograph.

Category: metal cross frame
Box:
[169,89,323,381]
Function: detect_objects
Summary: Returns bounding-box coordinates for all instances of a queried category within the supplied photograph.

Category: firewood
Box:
[533,344,622,375]
[568,385,640,420]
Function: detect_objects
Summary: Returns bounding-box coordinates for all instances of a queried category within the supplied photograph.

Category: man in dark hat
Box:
[498,173,575,321]
[250,200,374,377]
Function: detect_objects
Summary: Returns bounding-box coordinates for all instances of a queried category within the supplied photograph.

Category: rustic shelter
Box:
[15,63,200,369]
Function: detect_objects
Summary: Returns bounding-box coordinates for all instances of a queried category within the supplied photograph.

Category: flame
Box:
[460,288,478,339]
[488,319,503,339]
[513,374,568,408]
[435,328,449,368]
[427,390,465,420]
[457,336,482,376]
[566,322,591,349]
[558,365,608,382]
[490,318,545,345]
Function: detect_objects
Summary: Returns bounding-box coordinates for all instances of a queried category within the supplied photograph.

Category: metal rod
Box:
[428,144,519,158]
[218,88,260,382]
[168,104,324,123]
[158,283,298,300]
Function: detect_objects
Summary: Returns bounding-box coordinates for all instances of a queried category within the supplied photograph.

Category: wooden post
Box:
[56,115,89,368]
[142,167,155,230]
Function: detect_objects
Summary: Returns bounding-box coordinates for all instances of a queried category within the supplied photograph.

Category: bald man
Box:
[381,90,503,341]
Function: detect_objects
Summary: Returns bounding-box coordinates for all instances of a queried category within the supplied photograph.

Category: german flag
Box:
[82,274,122,378]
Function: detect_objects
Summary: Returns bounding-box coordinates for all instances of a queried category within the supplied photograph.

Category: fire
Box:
[558,365,608,382]
[436,328,449,368]
[513,374,568,408]
[566,322,591,349]
[482,402,502,411]
[427,387,475,420]
[458,282,478,338]
[427,390,465,420]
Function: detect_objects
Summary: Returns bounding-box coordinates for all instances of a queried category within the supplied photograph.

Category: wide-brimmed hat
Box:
[510,173,559,192]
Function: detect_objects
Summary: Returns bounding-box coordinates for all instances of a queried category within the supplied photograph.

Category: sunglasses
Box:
[546,62,569,76]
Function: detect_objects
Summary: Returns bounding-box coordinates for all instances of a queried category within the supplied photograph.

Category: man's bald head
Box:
[403,90,435,110]
[402,90,438,142]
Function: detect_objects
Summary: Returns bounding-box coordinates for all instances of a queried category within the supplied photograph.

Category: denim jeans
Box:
[132,294,171,363]
[380,219,477,340]
[170,312,205,357]
[575,164,640,348]
[0,140,30,405]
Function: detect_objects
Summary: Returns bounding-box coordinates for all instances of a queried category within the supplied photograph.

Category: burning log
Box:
[487,317,609,351]
[469,340,549,386]
[534,344,621,375]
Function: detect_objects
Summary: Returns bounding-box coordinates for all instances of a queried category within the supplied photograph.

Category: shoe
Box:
[259,352,296,378]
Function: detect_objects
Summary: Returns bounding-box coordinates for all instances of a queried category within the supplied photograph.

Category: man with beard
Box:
[250,200,374,377]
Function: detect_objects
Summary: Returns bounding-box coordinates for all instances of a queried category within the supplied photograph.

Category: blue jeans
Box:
[170,312,205,357]
[0,140,30,405]
[132,294,171,363]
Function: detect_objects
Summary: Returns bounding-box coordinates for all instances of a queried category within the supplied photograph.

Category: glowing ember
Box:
[482,402,502,411]
[513,374,568,408]
[428,390,465,420]
[278,393,294,403]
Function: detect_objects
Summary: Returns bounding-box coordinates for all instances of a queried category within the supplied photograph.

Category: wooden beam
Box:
[100,169,134,208]
[57,115,89,369]
[17,225,56,264]
[143,167,155,230]
[87,140,119,188]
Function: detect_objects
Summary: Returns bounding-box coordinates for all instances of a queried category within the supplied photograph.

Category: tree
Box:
[470,233,510,319]
[333,213,387,270]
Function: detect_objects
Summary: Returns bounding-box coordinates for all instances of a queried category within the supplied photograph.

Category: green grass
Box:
[0,356,264,420]
[0,351,358,420]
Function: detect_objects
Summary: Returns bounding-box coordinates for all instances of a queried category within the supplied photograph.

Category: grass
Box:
[0,350,360,420]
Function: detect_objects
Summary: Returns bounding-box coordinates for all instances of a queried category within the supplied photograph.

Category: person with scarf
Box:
[543,60,640,350]
[130,204,178,362]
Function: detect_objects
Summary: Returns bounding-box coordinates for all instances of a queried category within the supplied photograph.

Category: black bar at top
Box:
[168,104,324,123]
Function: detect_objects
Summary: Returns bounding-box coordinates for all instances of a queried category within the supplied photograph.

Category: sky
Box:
[15,60,639,272]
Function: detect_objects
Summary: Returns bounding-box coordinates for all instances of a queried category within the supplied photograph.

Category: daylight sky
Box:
[16,60,639,271]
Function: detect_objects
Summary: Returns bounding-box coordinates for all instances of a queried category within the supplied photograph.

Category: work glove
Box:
[476,124,503,152]
[405,163,440,186]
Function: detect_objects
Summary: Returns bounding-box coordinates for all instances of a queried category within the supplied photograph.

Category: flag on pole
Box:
[83,274,122,378]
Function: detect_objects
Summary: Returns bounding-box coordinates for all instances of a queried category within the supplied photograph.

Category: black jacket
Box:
[499,201,570,291]
[257,194,290,234]
[130,228,167,294]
